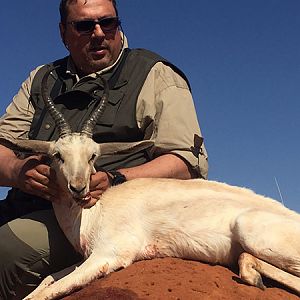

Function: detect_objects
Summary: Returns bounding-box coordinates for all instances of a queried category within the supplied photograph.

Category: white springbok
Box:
[2,68,300,300]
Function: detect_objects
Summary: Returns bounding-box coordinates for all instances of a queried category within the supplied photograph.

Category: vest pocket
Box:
[94,89,124,126]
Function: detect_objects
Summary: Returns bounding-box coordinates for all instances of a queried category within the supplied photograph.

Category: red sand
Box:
[63,257,299,300]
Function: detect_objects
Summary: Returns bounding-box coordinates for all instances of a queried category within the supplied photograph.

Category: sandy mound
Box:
[63,257,299,299]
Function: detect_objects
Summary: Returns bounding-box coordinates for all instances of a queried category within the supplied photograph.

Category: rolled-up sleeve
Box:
[136,62,208,178]
[0,67,41,140]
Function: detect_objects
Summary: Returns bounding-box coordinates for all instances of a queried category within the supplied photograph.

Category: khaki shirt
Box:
[0,42,208,178]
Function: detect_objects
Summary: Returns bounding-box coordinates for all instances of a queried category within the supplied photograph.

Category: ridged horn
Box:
[41,66,72,138]
[80,76,109,138]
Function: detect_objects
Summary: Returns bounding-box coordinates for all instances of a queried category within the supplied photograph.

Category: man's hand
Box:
[17,155,62,203]
[82,171,111,208]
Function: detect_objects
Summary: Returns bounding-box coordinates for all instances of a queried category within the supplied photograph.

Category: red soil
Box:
[63,257,299,300]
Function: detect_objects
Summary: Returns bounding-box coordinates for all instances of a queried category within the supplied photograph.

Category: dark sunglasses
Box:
[68,17,120,34]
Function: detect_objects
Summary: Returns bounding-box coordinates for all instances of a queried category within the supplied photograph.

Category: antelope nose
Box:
[70,184,86,194]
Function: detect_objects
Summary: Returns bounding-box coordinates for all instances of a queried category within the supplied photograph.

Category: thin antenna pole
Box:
[274,177,285,206]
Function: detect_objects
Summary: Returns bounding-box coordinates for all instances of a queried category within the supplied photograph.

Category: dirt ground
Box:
[63,257,299,300]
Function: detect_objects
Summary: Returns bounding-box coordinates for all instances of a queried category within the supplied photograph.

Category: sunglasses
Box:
[68,17,120,34]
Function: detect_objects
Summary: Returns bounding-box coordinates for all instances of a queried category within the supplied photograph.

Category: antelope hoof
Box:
[238,253,266,290]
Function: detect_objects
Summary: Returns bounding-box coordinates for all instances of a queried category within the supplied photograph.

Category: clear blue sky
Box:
[1,1,299,211]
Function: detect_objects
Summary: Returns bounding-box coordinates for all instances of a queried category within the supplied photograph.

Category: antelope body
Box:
[2,68,300,299]
[25,177,300,300]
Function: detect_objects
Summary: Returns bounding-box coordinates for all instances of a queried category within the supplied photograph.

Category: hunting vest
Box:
[2,48,189,220]
[28,48,189,171]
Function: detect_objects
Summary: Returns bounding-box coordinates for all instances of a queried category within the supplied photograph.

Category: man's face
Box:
[60,0,122,75]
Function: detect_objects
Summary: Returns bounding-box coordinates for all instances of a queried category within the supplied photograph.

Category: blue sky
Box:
[1,1,300,211]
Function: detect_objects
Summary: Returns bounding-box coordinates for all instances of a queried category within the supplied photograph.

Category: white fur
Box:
[24,179,300,299]
[8,136,300,299]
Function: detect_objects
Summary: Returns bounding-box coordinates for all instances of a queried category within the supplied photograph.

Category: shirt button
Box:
[45,124,51,129]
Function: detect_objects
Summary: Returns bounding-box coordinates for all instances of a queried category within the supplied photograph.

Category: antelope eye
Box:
[54,152,64,163]
[89,153,97,162]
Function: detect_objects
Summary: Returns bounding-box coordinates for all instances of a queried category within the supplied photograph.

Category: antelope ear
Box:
[98,140,154,156]
[0,138,53,155]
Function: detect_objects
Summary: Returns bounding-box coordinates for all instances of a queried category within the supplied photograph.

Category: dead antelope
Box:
[2,68,300,300]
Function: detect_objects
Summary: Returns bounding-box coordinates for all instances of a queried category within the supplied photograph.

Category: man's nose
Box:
[93,24,105,37]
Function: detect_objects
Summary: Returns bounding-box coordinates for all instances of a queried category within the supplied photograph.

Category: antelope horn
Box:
[41,66,72,138]
[80,76,109,138]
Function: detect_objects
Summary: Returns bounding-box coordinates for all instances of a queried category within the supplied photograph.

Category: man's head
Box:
[59,0,122,76]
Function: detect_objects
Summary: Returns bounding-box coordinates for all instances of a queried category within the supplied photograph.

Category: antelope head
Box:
[1,67,153,205]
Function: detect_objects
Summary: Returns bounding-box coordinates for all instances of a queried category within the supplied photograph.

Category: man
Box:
[0,0,208,298]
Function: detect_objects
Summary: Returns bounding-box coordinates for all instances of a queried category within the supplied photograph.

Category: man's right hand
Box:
[16,155,61,203]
